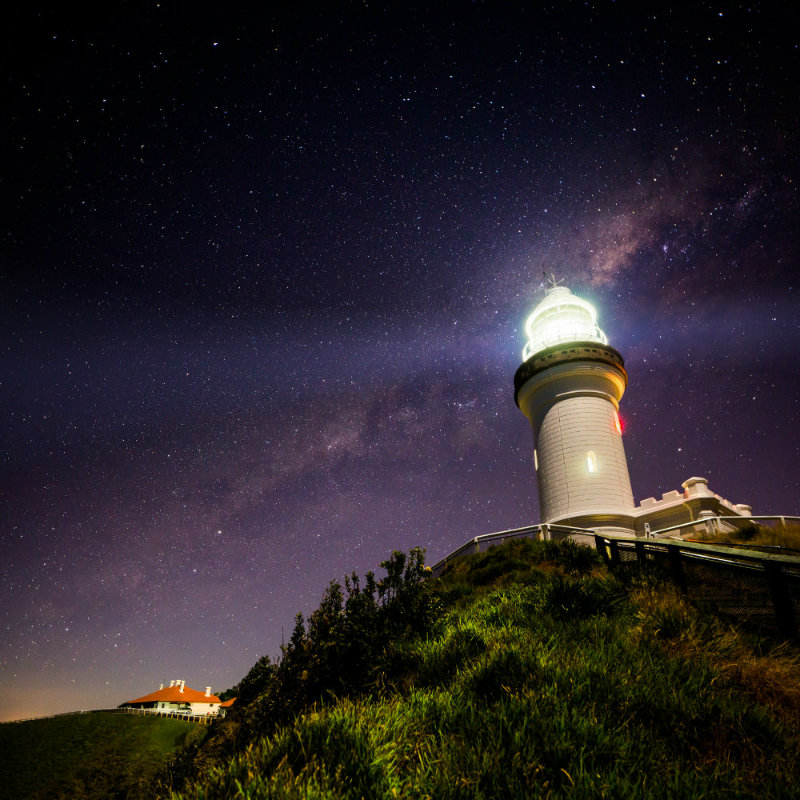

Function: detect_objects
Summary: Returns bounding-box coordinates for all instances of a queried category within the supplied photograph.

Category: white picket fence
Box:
[6,707,217,725]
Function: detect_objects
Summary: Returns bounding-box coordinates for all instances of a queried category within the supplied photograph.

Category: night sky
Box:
[3,3,798,721]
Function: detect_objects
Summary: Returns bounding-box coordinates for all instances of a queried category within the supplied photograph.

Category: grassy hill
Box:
[6,540,800,799]
[163,540,800,799]
[0,711,206,800]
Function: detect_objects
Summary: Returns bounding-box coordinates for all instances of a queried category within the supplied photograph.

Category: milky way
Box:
[2,4,798,720]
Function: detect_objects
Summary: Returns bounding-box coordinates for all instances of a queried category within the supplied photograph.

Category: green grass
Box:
[0,711,206,800]
[168,540,800,799]
[7,541,795,798]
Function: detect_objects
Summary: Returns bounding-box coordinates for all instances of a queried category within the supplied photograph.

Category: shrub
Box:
[546,574,626,620]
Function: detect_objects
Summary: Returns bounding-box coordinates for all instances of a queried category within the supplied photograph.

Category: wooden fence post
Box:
[764,561,798,638]
[594,534,608,564]
[634,540,646,566]
[667,545,687,593]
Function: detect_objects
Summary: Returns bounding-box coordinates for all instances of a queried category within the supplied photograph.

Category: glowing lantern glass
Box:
[522,286,608,361]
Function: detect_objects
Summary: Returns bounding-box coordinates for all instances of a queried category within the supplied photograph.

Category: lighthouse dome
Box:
[522,286,608,360]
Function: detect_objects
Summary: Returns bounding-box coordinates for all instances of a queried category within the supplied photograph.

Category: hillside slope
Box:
[0,711,205,800]
[166,540,800,799]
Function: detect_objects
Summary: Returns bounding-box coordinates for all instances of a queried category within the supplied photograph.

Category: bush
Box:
[165,547,438,795]
[546,574,626,620]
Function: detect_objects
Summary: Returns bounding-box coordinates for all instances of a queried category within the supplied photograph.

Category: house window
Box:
[587,451,597,473]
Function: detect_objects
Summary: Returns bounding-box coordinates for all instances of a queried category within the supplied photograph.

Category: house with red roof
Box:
[123,679,222,716]
[218,697,236,717]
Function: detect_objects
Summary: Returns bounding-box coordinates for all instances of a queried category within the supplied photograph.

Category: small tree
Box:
[379,547,432,635]
[227,654,275,704]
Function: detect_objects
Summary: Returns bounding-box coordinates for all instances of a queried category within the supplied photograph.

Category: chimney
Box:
[159,683,164,690]
[169,680,176,687]
[179,680,185,693]
[205,686,211,697]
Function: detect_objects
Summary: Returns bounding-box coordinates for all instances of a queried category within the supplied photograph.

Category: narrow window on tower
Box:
[613,410,622,434]
[587,451,597,473]
[534,449,539,471]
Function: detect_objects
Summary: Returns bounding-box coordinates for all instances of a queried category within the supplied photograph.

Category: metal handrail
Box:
[431,522,595,575]
[430,515,800,574]
[617,539,799,571]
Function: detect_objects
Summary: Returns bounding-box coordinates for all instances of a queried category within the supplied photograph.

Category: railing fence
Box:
[595,533,800,638]
[5,707,217,725]
[431,522,593,576]
[119,706,216,724]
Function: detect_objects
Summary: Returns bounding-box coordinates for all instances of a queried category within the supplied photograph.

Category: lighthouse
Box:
[514,282,636,533]
[431,279,757,573]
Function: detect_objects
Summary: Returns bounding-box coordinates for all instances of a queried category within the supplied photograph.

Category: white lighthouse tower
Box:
[514,281,636,533]
[431,279,759,574]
